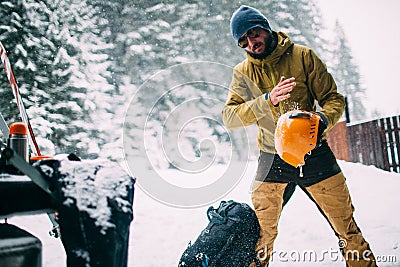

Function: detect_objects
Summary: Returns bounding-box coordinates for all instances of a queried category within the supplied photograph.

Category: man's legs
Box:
[251,181,291,266]
[305,172,377,267]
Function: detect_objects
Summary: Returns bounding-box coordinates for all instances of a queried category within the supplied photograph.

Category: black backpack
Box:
[178,200,261,267]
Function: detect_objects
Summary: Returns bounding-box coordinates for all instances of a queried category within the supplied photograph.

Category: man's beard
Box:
[249,32,277,60]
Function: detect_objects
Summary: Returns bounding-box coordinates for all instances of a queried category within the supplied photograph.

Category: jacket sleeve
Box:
[306,49,345,130]
[222,67,270,130]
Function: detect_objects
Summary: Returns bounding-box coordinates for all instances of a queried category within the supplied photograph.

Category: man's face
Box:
[238,28,271,54]
[238,28,274,59]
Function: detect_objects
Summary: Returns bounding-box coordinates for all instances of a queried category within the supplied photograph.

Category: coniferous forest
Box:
[0,0,366,164]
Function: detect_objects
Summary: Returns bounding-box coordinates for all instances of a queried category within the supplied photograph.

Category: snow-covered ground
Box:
[7,160,400,266]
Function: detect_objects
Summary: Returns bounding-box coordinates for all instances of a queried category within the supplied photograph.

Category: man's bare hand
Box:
[269,76,296,106]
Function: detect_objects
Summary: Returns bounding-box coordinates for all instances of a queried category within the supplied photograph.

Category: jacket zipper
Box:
[265,62,277,86]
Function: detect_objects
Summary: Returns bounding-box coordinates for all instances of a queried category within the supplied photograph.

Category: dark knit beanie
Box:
[230,5,272,44]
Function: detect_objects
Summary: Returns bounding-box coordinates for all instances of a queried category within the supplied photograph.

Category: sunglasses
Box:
[238,28,260,48]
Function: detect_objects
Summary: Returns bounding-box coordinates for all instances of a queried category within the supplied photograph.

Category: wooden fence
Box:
[327,115,400,173]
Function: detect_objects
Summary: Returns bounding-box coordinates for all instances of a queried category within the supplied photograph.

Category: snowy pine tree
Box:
[330,20,367,122]
[0,0,76,154]
[263,0,326,55]
[0,1,30,124]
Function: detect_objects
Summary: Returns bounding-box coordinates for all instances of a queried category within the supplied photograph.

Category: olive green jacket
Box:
[222,32,345,153]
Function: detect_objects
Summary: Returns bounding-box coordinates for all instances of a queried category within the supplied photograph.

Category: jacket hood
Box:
[246,32,293,67]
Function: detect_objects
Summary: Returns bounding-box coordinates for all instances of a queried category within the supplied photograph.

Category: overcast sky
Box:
[318,0,400,119]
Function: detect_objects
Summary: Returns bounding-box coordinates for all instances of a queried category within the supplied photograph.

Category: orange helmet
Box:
[274,110,320,167]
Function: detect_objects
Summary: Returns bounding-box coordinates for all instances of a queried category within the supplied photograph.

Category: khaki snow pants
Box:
[251,172,377,267]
